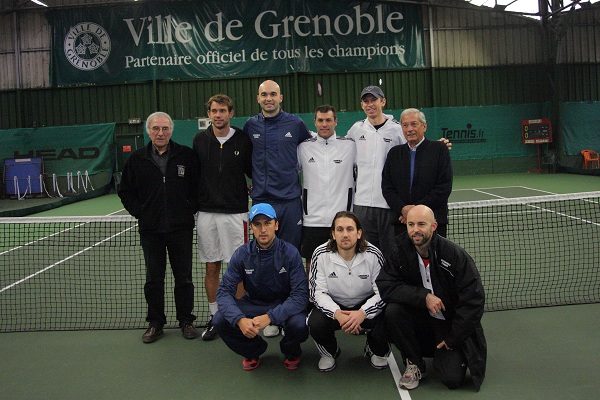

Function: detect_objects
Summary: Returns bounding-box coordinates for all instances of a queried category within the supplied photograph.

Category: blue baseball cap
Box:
[250,203,277,221]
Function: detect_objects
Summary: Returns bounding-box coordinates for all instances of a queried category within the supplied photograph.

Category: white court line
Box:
[1,209,128,257]
[528,203,600,228]
[107,209,127,216]
[457,186,558,201]
[0,221,92,256]
[472,189,506,199]
[513,186,557,195]
[453,186,557,195]
[1,207,135,293]
[387,352,412,400]
[0,224,137,293]
[452,185,521,191]
[452,185,556,193]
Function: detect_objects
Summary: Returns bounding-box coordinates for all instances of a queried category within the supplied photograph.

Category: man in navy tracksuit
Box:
[119,112,199,343]
[213,203,309,371]
[243,80,312,252]
[244,80,312,338]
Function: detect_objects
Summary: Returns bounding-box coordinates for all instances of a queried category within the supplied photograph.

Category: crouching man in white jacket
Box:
[308,211,389,372]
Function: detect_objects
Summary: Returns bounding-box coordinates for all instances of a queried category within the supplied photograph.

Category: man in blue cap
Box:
[213,203,309,371]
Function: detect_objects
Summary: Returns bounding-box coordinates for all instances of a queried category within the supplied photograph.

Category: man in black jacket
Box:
[119,111,200,343]
[382,108,452,237]
[376,205,486,391]
[192,94,252,341]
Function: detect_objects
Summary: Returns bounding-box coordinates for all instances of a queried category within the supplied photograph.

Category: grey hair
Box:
[400,108,426,124]
[145,112,174,135]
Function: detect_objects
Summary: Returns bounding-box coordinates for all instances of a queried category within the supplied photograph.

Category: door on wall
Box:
[115,136,143,173]
[113,136,143,192]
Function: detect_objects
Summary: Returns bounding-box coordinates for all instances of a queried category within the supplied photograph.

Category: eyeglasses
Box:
[401,121,423,129]
[151,126,171,133]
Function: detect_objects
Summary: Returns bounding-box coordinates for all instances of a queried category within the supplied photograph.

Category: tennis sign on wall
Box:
[48,0,424,86]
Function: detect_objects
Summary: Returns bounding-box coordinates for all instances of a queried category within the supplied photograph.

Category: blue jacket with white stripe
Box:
[217,237,309,327]
[243,110,311,202]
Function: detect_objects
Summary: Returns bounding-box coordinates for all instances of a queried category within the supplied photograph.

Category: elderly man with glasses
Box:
[119,111,200,343]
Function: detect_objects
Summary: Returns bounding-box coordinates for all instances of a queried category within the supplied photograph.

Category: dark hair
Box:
[314,104,337,120]
[206,94,234,112]
[326,211,368,253]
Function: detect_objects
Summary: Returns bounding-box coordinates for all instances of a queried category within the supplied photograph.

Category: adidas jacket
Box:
[308,242,385,319]
[346,114,405,209]
[298,134,356,227]
[243,110,312,202]
[217,237,309,327]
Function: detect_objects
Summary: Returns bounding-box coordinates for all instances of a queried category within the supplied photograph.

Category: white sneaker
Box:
[398,360,422,390]
[263,324,280,337]
[364,343,388,369]
[318,348,341,372]
[370,353,388,369]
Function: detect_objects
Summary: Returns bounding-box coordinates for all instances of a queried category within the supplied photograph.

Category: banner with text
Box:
[421,103,552,160]
[1,123,115,175]
[48,0,424,86]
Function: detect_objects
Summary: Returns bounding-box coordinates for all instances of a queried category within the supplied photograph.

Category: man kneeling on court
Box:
[308,211,389,372]
[376,205,487,391]
[213,203,309,371]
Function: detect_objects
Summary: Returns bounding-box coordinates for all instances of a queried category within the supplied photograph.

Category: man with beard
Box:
[308,211,388,372]
[376,205,487,391]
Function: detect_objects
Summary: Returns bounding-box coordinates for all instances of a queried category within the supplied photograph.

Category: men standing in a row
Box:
[382,108,453,237]
[348,86,452,258]
[298,105,356,272]
[244,80,312,337]
[119,112,199,343]
[193,94,253,341]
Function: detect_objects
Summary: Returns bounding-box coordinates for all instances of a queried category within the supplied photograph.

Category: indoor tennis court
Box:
[1,173,599,400]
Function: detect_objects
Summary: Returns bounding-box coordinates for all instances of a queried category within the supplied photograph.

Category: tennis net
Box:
[448,191,600,311]
[1,191,599,332]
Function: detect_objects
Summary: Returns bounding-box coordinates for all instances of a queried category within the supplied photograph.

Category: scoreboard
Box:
[522,118,552,144]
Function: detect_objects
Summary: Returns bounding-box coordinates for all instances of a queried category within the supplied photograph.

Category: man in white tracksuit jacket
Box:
[307,211,389,372]
[298,104,356,272]
[346,86,406,259]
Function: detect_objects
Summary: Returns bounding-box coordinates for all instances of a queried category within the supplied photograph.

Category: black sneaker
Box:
[201,316,219,341]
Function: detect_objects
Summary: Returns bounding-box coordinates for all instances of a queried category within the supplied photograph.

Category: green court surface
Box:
[1,304,598,400]
[1,173,599,399]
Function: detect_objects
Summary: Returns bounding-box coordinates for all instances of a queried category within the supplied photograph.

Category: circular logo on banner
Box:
[64,22,111,71]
